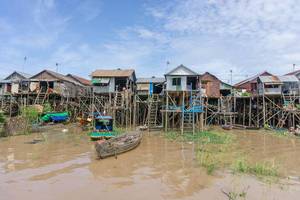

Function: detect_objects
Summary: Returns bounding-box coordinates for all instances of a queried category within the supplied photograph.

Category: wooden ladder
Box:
[114,92,124,108]
[183,112,193,130]
[147,95,160,130]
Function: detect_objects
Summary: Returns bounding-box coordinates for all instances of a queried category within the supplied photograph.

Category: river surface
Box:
[1,126,300,199]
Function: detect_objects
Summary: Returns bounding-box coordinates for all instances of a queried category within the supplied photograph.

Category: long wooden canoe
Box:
[95,132,143,159]
[221,125,232,130]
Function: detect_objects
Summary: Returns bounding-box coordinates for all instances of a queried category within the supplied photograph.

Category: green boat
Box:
[89,115,115,140]
[41,112,69,123]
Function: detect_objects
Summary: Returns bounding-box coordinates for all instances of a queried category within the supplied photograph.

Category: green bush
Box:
[21,106,39,123]
[232,158,278,177]
[164,130,233,144]
[0,110,5,123]
[43,103,52,113]
[241,92,251,97]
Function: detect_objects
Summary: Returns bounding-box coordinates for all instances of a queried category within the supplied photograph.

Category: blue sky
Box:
[1,0,300,83]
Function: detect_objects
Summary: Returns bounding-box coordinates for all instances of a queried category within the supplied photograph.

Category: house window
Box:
[172,78,181,86]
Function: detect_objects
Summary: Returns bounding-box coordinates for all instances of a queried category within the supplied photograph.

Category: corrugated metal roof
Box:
[91,69,135,78]
[31,70,83,86]
[4,71,32,80]
[234,71,272,86]
[16,71,32,79]
[66,74,91,86]
[0,79,11,83]
[285,69,300,76]
[136,77,165,83]
[258,76,282,84]
[278,75,299,82]
[165,64,198,76]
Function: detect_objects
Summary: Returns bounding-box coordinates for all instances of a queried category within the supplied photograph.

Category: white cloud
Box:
[2,0,300,83]
[154,0,300,37]
[76,0,102,21]
[138,0,300,82]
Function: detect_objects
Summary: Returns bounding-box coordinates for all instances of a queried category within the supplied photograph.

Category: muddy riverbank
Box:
[1,126,300,199]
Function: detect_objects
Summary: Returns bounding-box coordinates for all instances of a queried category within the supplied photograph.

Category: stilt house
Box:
[199,72,233,97]
[66,74,92,95]
[164,65,203,134]
[30,70,83,98]
[257,75,282,96]
[91,69,136,94]
[257,75,299,96]
[136,77,165,96]
[235,71,272,94]
[279,75,299,95]
[165,64,199,91]
[0,71,32,95]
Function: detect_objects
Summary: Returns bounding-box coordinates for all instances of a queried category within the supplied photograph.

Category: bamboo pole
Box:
[181,91,185,135]
[165,91,169,132]
[133,94,136,128]
[248,97,252,126]
[242,98,245,126]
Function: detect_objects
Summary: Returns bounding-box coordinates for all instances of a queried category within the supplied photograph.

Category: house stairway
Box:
[182,92,203,133]
[182,112,193,131]
[147,94,162,131]
[114,92,124,108]
[34,92,47,105]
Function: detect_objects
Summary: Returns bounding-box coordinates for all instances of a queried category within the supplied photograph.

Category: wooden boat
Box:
[89,115,115,140]
[244,126,260,130]
[95,132,143,159]
[231,124,260,130]
[221,125,232,130]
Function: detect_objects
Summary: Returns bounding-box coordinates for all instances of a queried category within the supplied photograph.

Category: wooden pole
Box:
[263,96,266,126]
[181,91,185,135]
[205,98,208,127]
[165,91,169,132]
[243,98,246,126]
[9,95,12,118]
[257,95,260,127]
[133,94,136,129]
[248,97,252,126]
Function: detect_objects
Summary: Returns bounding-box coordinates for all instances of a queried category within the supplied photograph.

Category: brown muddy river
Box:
[1,126,300,200]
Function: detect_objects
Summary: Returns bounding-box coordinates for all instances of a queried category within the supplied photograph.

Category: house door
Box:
[6,84,11,93]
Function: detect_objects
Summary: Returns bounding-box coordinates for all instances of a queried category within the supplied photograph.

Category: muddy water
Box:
[1,126,300,200]
[232,129,300,177]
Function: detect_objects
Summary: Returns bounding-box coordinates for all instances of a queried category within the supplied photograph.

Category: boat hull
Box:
[95,132,143,159]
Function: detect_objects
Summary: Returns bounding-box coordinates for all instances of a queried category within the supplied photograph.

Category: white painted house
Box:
[165,65,199,91]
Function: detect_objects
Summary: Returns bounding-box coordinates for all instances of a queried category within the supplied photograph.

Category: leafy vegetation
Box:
[0,110,5,123]
[43,103,53,113]
[164,130,280,180]
[232,158,278,178]
[21,106,40,123]
[113,126,126,136]
[241,92,251,97]
[222,188,248,200]
[165,130,235,174]
[198,151,218,175]
[164,130,233,144]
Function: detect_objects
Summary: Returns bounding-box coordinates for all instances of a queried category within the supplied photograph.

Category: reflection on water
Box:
[1,126,300,200]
